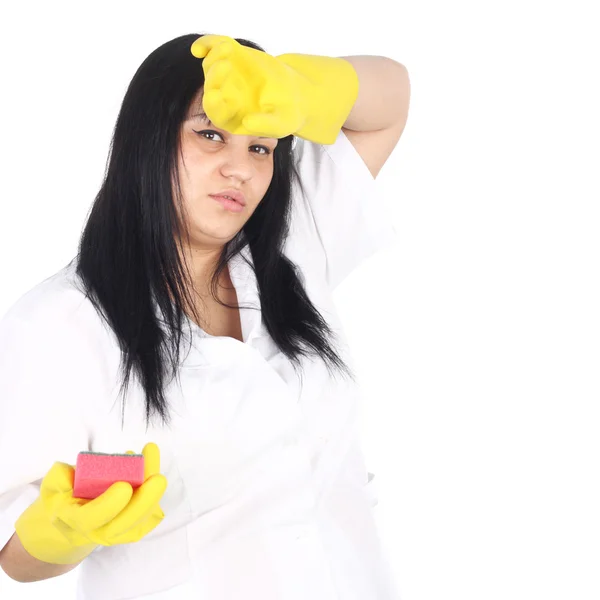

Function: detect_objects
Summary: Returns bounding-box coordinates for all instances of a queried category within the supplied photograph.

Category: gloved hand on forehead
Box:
[190,34,359,145]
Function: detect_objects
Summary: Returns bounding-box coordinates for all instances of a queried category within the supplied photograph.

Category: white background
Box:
[1,0,598,598]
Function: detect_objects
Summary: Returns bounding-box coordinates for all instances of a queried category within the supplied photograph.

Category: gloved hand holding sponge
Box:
[14,443,167,565]
[190,34,360,145]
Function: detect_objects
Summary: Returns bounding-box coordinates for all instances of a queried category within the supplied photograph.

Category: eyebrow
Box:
[190,111,275,140]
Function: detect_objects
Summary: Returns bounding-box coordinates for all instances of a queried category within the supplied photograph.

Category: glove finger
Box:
[203,40,235,73]
[190,34,234,59]
[104,504,165,546]
[40,462,77,518]
[210,69,249,128]
[41,462,75,496]
[99,474,167,539]
[203,89,240,129]
[194,38,236,75]
[204,59,233,91]
[242,113,292,139]
[141,442,160,481]
[57,481,133,534]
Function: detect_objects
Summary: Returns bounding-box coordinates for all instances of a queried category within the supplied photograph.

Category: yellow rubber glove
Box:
[14,443,167,565]
[190,34,359,145]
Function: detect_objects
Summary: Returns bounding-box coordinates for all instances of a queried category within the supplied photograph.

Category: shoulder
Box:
[0,260,104,345]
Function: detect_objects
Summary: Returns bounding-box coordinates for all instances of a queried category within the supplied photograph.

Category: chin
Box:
[190,222,244,243]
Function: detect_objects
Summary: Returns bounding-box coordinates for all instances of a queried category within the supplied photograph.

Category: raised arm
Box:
[340,55,411,178]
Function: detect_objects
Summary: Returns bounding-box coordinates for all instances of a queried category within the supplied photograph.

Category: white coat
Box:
[0,129,399,599]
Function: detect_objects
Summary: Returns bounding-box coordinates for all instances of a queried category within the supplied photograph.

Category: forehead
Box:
[187,86,205,117]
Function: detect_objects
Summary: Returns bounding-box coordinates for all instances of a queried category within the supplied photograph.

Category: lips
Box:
[210,189,246,206]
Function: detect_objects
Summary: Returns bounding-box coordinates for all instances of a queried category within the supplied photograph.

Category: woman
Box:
[0,32,410,599]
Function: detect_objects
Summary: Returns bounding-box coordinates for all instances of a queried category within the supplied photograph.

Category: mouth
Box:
[210,190,247,206]
[209,194,245,213]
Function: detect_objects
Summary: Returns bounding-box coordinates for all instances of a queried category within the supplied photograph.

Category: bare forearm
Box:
[0,532,81,583]
[340,55,411,131]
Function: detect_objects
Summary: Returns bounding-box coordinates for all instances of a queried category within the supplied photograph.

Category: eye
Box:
[193,129,272,155]
[194,129,224,143]
[250,145,271,156]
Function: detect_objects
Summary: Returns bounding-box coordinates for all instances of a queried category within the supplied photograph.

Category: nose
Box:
[219,143,254,183]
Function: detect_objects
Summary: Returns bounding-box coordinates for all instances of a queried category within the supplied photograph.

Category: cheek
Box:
[177,155,210,200]
[259,163,275,194]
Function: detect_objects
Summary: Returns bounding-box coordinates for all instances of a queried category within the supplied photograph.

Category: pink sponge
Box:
[73,451,145,500]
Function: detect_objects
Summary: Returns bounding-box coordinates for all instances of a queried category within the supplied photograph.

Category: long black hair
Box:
[75,33,355,430]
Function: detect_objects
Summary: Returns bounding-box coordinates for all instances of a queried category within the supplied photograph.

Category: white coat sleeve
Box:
[0,302,99,552]
[290,129,398,291]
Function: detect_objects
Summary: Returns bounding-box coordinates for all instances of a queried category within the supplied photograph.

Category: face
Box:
[175,88,279,254]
